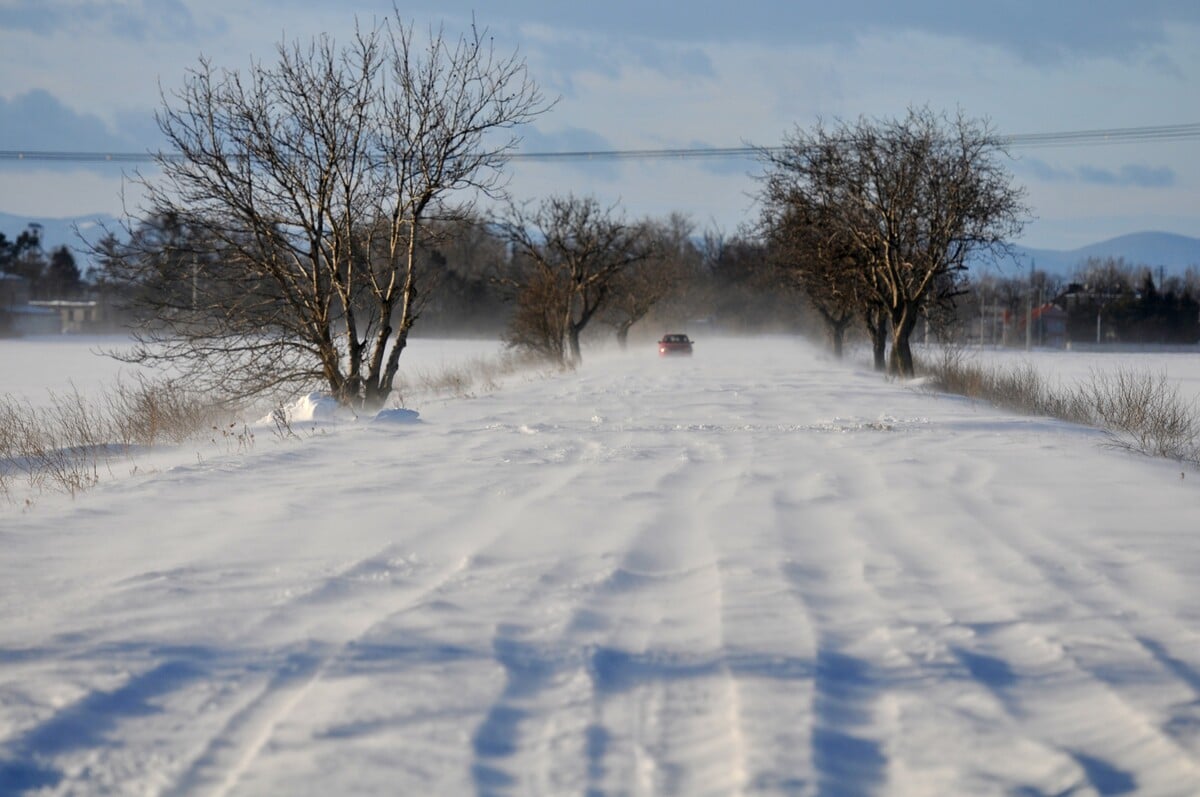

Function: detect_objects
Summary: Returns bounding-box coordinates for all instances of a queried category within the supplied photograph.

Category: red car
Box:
[658,333,693,356]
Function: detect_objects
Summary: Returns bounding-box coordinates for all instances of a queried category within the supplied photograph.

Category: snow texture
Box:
[3,336,1200,796]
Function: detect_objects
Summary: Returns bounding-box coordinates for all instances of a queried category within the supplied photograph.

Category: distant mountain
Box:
[0,211,119,253]
[1002,232,1200,278]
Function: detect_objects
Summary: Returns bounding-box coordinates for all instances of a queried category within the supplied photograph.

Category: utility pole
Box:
[1025,260,1034,351]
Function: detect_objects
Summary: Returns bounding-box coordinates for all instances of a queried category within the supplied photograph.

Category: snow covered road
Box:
[4,337,1200,795]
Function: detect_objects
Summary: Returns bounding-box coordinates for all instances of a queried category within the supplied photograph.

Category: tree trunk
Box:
[373,321,412,410]
[871,313,887,372]
[567,324,583,366]
[819,307,851,360]
[830,327,844,359]
[616,323,632,350]
[861,307,887,371]
[830,318,852,359]
[888,306,919,378]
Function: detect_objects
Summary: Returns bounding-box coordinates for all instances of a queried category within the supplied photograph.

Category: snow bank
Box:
[261,393,421,426]
[371,407,421,425]
[259,392,351,425]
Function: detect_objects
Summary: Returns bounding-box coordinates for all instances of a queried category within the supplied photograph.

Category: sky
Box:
[1,1,1198,250]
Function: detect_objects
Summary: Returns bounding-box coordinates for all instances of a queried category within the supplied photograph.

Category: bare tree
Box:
[695,229,788,333]
[1072,256,1138,296]
[503,195,652,365]
[416,215,511,335]
[105,13,549,408]
[761,108,1027,377]
[605,213,694,348]
[503,264,573,363]
[760,194,861,359]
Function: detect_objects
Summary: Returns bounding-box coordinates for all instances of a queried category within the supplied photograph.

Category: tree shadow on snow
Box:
[810,649,887,796]
[469,624,817,797]
[0,647,212,794]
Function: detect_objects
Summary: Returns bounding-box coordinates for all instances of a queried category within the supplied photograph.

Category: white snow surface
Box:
[4,336,1200,796]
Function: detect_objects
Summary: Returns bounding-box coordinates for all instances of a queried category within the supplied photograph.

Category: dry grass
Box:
[0,377,232,500]
[1080,368,1200,461]
[919,347,1200,465]
[391,348,557,403]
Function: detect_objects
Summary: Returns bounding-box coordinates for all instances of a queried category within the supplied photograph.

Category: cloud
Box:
[0,0,213,42]
[391,0,1200,62]
[516,125,613,155]
[1078,164,1176,188]
[0,165,143,219]
[841,1,1199,64]
[0,89,136,151]
[627,42,715,81]
[1017,157,1075,182]
[1017,157,1176,189]
[0,1,64,34]
[514,26,717,101]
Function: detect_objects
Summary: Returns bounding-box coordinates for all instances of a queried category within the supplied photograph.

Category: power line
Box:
[1,151,151,163]
[1005,123,1200,149]
[2,122,1198,165]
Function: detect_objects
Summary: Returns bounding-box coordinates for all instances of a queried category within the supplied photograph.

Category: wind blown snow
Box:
[3,336,1200,795]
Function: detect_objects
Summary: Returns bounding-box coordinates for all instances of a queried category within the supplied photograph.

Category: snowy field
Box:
[4,335,1200,795]
[0,336,511,407]
[930,344,1200,405]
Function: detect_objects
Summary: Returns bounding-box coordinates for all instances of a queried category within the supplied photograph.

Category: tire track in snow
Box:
[454,427,696,795]
[165,446,599,797]
[774,502,895,796]
[943,469,1200,794]
[805,432,1200,794]
[846,447,1143,793]
[700,445,819,794]
[436,369,748,792]
[769,434,1067,794]
[443,373,763,796]
[770,425,1030,793]
[163,545,475,797]
[460,439,723,795]
[905,452,1200,794]
[778,448,1076,794]
[553,436,754,797]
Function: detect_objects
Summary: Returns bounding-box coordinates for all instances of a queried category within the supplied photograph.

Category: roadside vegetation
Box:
[1,349,547,503]
[0,376,230,500]
[919,348,1200,465]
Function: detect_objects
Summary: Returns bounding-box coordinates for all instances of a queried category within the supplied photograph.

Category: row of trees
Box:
[0,227,84,300]
[93,200,783,367]
[94,13,777,407]
[91,11,1035,409]
[756,108,1029,376]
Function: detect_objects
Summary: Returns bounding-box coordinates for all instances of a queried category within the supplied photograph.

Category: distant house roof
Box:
[28,300,98,309]
[1031,303,1067,321]
[5,304,57,316]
